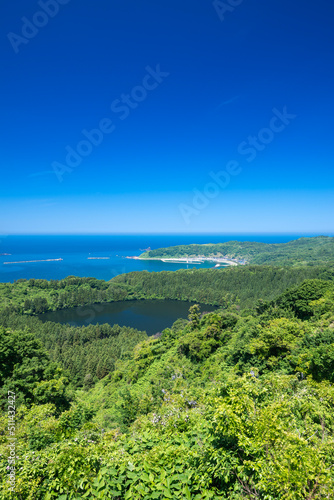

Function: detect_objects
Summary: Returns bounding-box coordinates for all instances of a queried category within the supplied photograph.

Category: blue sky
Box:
[1,0,333,234]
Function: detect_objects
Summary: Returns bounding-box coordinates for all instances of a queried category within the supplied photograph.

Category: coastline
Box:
[126,256,239,266]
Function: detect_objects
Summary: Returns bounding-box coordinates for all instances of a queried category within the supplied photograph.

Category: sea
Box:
[0,234,324,283]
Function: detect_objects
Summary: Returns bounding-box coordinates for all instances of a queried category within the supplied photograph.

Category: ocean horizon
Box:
[0,233,331,283]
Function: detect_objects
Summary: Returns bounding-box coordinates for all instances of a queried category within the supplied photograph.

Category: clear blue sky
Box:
[1,0,333,234]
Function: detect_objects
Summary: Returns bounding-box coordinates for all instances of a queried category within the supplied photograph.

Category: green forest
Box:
[1,247,334,498]
[1,264,334,315]
[140,236,334,266]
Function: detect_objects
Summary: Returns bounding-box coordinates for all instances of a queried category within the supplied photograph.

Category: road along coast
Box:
[126,256,239,266]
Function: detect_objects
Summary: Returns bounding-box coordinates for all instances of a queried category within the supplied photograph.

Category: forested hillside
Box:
[1,278,334,498]
[1,264,334,315]
[2,265,333,392]
[0,311,147,391]
[111,265,334,309]
[140,235,334,266]
[0,276,128,315]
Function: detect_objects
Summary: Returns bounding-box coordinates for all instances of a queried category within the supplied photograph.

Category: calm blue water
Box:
[0,234,324,283]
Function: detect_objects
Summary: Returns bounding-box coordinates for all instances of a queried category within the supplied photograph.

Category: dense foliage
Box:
[0,276,128,315]
[1,266,334,498]
[1,265,333,316]
[0,312,147,390]
[140,236,334,266]
[112,265,334,309]
[0,326,70,413]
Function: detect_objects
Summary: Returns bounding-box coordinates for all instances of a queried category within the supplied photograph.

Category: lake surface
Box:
[38,299,218,336]
[0,234,322,283]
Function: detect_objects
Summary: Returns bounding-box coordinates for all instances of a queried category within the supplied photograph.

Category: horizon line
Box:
[1,232,333,237]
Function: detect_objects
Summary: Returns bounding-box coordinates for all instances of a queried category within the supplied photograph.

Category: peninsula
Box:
[138,236,334,267]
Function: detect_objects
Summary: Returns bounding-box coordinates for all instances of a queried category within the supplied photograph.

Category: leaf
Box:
[184,485,192,500]
[162,489,173,499]
[82,490,92,498]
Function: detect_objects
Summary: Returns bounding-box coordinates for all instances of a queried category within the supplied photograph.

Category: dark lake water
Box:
[38,299,218,336]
